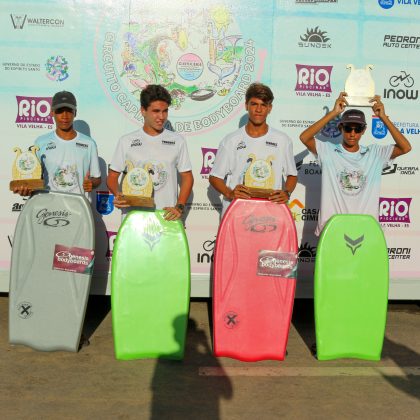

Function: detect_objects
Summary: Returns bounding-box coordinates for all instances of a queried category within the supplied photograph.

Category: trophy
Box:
[243,154,275,198]
[10,146,44,191]
[344,64,376,107]
[121,160,154,207]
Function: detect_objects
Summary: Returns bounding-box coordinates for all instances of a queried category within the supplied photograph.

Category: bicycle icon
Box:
[389,71,414,88]
[203,237,216,252]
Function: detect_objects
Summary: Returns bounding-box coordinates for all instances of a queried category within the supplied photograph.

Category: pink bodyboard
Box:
[213,198,298,361]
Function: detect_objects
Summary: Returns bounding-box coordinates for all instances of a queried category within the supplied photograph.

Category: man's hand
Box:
[229,184,251,200]
[268,189,289,204]
[13,185,33,197]
[83,171,93,192]
[370,95,386,119]
[163,206,182,221]
[113,193,130,208]
[334,92,348,114]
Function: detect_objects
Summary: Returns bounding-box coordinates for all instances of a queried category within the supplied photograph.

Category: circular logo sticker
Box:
[16,152,37,174]
[223,311,239,329]
[250,160,272,182]
[17,301,33,319]
[127,167,150,191]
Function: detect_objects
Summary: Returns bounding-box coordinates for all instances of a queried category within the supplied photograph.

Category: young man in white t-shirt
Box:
[209,82,298,216]
[13,91,102,197]
[299,92,412,235]
[107,85,193,221]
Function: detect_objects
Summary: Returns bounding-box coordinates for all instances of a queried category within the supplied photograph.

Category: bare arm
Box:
[83,171,101,192]
[163,170,194,221]
[299,92,348,154]
[370,96,411,159]
[106,169,129,208]
[209,175,251,200]
[268,175,297,203]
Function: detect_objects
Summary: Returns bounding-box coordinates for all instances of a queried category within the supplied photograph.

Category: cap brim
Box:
[52,103,77,111]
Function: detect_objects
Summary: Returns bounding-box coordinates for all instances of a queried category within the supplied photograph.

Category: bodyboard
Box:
[315,214,389,361]
[111,210,190,360]
[9,191,95,352]
[213,198,298,361]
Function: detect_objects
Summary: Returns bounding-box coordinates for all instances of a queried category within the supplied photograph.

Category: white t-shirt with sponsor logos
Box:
[35,131,101,195]
[210,126,297,216]
[314,139,394,236]
[109,128,192,209]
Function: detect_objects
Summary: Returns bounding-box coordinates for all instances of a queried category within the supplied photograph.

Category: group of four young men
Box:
[14,83,411,236]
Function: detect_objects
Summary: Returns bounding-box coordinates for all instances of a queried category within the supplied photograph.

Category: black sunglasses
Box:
[342,125,365,134]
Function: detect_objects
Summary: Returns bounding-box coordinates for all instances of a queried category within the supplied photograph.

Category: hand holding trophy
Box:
[10,146,44,195]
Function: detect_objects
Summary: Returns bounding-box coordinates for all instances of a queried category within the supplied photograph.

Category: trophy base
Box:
[247,187,274,199]
[122,195,155,208]
[10,179,44,191]
[345,96,374,107]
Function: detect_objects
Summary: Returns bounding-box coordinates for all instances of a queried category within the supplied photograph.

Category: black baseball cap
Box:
[52,91,77,111]
[338,109,366,127]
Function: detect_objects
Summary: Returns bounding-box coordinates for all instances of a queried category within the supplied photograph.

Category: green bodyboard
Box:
[314,215,389,361]
[111,210,190,360]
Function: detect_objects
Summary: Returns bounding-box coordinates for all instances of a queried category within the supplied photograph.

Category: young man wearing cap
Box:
[107,84,193,221]
[209,82,298,217]
[13,90,101,196]
[299,91,411,236]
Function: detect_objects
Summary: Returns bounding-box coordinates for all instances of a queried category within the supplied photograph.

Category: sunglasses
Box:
[342,125,365,134]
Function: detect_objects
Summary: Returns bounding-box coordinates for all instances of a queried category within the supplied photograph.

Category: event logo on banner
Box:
[96,191,114,215]
[295,64,332,97]
[15,96,53,128]
[298,27,331,49]
[383,34,420,49]
[298,242,317,263]
[383,70,418,100]
[379,197,412,227]
[378,0,394,9]
[95,1,262,133]
[382,163,419,176]
[288,199,319,223]
[10,14,64,29]
[379,0,420,9]
[45,55,69,82]
[372,115,388,139]
[200,147,218,178]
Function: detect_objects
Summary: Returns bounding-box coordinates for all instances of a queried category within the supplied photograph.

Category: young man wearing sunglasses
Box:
[299,91,411,236]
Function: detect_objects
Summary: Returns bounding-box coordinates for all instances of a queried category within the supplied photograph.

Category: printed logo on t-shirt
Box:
[236,140,246,150]
[146,161,168,191]
[265,141,278,148]
[130,138,142,147]
[52,164,79,192]
[46,142,56,150]
[337,168,366,195]
[76,142,88,149]
[162,140,176,146]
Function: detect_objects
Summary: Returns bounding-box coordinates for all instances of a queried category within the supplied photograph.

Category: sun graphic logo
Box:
[299,27,331,48]
[298,242,317,263]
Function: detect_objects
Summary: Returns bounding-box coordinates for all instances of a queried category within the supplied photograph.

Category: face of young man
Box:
[340,124,367,151]
[245,97,272,126]
[141,100,169,135]
[52,107,76,132]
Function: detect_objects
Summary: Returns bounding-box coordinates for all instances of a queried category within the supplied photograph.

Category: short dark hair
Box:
[140,85,172,109]
[245,82,274,104]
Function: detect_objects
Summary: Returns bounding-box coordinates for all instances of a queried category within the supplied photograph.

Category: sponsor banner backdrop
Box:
[1,0,419,297]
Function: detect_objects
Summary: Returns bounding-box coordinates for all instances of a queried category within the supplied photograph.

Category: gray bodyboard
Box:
[9,191,95,352]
